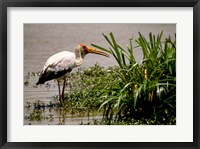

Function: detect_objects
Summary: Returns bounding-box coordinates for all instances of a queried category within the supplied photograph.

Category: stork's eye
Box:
[82,45,87,50]
[82,46,88,53]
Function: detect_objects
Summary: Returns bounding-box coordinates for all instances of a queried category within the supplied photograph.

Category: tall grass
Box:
[91,32,176,124]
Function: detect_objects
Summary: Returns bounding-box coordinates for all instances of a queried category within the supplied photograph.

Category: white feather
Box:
[42,51,76,73]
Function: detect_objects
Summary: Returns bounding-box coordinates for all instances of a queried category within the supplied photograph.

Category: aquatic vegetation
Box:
[65,64,118,109]
[24,109,54,122]
[24,80,29,86]
[24,101,56,122]
[91,32,176,124]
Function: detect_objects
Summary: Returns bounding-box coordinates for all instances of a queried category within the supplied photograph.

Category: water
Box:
[24,76,103,125]
[24,24,176,125]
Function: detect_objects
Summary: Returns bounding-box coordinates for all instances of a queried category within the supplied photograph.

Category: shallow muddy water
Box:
[24,76,104,125]
[24,24,176,125]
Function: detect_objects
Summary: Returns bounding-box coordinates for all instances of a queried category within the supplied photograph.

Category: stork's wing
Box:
[36,51,75,85]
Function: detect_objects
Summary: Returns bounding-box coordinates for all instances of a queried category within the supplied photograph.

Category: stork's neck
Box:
[74,48,86,67]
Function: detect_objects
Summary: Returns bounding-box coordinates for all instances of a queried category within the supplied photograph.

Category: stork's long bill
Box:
[81,44,109,57]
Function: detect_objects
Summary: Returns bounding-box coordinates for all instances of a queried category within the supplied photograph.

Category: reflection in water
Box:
[58,108,66,125]
[24,103,103,125]
[24,76,103,125]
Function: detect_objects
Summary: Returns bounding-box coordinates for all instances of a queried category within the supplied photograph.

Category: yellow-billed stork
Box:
[36,44,109,104]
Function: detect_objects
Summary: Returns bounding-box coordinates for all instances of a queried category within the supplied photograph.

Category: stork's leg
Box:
[62,78,66,103]
[57,80,62,104]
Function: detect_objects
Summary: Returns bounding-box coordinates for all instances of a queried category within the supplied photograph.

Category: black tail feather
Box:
[36,68,71,85]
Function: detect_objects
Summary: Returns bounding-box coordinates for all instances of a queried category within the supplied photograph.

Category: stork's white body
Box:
[42,51,76,76]
[36,44,109,104]
[37,51,78,85]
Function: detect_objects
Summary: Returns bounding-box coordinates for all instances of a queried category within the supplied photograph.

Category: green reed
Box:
[91,32,176,124]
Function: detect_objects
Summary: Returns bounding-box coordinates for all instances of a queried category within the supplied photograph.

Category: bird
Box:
[36,44,109,104]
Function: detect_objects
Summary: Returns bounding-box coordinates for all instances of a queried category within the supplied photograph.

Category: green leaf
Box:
[91,44,112,54]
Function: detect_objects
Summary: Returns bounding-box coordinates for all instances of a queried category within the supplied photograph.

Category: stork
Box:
[36,44,109,104]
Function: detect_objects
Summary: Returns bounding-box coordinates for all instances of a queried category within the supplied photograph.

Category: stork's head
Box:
[76,44,109,58]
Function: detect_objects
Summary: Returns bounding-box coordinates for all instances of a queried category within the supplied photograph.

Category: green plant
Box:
[91,32,176,123]
[64,64,118,110]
